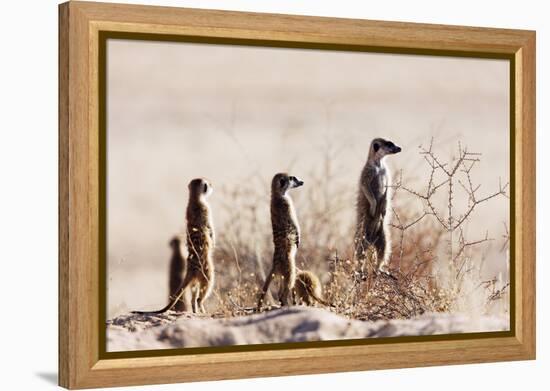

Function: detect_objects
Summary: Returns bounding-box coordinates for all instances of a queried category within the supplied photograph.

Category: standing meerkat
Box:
[258,173,304,308]
[294,269,329,307]
[355,138,401,275]
[133,178,215,315]
[168,236,191,312]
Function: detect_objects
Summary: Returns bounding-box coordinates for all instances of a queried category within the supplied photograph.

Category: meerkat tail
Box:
[309,291,332,307]
[132,274,193,315]
[295,271,334,308]
[131,302,174,315]
[307,287,333,308]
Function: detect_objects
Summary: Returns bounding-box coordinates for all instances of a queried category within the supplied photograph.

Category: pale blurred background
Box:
[107,39,509,319]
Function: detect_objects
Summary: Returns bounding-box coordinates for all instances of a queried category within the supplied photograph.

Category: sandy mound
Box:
[107,306,508,352]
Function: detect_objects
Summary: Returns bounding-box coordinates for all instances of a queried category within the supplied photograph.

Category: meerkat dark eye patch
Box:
[373,142,380,152]
[203,183,208,193]
[386,141,395,148]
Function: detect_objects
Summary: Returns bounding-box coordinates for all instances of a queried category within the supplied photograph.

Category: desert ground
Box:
[107,307,508,351]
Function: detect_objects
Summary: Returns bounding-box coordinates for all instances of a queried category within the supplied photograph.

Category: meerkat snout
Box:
[289,176,304,188]
[273,173,304,196]
[372,138,402,157]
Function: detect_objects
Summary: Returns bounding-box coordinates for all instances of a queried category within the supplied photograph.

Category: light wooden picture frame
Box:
[59,1,536,389]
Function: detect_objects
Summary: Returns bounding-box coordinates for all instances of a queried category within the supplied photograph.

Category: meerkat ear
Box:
[280,178,286,187]
[373,142,380,152]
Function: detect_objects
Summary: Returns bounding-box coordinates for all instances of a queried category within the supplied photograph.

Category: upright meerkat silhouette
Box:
[355,138,401,275]
[133,178,215,315]
[168,236,190,312]
[258,173,304,308]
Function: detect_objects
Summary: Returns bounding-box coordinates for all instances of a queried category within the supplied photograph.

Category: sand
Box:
[107,306,508,352]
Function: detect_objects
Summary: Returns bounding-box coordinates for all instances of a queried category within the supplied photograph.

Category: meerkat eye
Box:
[386,141,395,148]
[203,183,208,193]
[373,142,380,152]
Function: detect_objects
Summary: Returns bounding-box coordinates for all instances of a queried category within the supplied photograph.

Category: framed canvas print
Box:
[58,1,536,389]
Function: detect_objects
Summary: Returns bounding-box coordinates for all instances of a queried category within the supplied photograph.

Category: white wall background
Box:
[0,0,546,389]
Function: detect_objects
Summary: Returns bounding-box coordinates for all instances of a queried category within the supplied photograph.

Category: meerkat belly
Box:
[275,237,296,258]
[371,168,387,200]
[289,243,297,261]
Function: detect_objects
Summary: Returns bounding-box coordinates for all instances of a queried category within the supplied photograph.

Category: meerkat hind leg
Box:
[190,284,201,313]
[278,285,289,306]
[375,232,387,272]
[278,274,293,306]
[197,282,210,314]
[173,289,191,312]
[258,267,276,308]
[375,234,397,280]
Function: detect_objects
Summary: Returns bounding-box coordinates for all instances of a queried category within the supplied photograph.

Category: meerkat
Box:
[133,178,215,315]
[258,173,304,308]
[355,138,401,275]
[293,269,329,306]
[168,236,191,312]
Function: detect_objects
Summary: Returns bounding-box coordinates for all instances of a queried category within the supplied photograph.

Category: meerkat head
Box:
[369,138,401,161]
[272,173,304,196]
[188,178,213,199]
[169,236,182,251]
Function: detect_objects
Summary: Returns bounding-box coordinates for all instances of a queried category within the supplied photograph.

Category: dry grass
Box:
[203,138,510,322]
